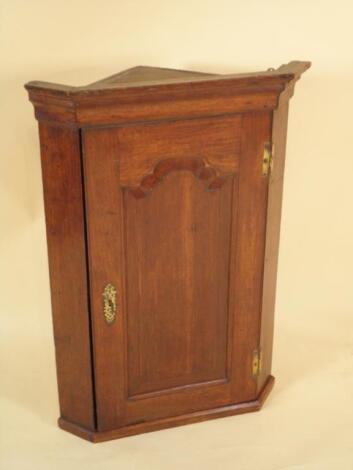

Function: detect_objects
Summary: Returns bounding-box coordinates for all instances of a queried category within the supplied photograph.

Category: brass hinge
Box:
[252,349,262,377]
[262,142,274,176]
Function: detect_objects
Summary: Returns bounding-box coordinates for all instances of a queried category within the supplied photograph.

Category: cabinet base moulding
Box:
[58,375,275,442]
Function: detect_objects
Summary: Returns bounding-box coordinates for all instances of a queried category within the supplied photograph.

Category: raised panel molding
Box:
[122,168,236,398]
[126,157,234,198]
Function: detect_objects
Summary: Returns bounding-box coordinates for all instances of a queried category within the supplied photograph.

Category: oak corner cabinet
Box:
[25,61,310,442]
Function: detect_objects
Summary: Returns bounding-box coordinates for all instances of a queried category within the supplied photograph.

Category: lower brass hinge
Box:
[262,142,274,176]
[252,349,262,377]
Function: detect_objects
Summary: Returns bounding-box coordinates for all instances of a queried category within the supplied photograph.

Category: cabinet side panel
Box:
[231,112,272,402]
[258,103,289,391]
[38,123,95,429]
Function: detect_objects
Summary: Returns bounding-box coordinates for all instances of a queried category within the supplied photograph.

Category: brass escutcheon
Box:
[103,283,117,324]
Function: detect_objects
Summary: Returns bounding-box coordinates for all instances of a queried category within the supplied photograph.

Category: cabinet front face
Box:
[83,112,271,431]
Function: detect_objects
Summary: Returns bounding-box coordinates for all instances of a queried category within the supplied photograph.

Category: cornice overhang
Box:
[25,61,311,127]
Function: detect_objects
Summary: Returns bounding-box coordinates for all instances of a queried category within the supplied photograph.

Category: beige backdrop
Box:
[1,0,353,468]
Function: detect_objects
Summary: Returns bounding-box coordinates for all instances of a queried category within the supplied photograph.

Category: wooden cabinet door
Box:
[83,112,271,431]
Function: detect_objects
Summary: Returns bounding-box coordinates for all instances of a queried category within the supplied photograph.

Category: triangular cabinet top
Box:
[25,61,310,126]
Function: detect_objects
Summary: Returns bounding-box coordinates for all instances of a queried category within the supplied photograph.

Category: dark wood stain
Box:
[124,170,234,397]
[37,124,96,429]
[25,62,310,441]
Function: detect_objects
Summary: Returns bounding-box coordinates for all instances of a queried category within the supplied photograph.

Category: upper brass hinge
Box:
[262,142,274,176]
[252,348,262,377]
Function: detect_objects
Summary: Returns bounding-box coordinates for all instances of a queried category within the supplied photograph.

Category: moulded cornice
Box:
[25,61,311,126]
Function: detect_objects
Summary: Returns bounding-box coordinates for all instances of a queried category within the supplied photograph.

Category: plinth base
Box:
[58,375,275,443]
